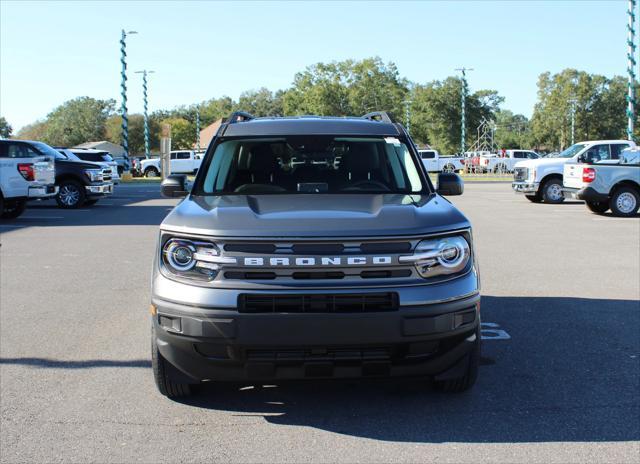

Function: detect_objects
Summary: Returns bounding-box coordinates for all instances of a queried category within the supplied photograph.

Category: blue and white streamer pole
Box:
[456,67,473,154]
[627,0,637,141]
[196,107,201,151]
[135,70,154,159]
[120,29,137,164]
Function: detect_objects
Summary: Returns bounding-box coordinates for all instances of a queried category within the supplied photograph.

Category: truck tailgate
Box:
[34,158,55,185]
[563,163,584,189]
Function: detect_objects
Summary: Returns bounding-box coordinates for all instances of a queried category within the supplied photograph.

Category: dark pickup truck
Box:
[151,112,480,398]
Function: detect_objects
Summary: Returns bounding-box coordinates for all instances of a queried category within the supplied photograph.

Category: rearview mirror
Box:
[437,173,464,196]
[161,174,189,198]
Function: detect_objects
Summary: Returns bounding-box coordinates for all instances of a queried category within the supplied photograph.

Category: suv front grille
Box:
[238,292,398,313]
[102,168,112,181]
[513,167,528,181]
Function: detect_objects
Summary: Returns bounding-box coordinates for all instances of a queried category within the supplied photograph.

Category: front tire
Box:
[145,167,160,178]
[433,328,480,393]
[541,178,564,204]
[56,180,86,209]
[1,199,27,219]
[152,324,192,398]
[585,200,609,214]
[610,186,640,217]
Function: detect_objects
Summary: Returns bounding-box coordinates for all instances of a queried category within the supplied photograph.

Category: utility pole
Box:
[120,29,137,165]
[456,67,473,154]
[403,99,412,135]
[627,0,637,141]
[135,70,154,159]
[570,99,577,145]
[196,106,201,151]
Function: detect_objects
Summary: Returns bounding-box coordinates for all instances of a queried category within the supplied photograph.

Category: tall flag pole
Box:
[135,70,154,159]
[120,29,137,164]
[456,68,473,154]
[196,107,201,151]
[627,0,637,141]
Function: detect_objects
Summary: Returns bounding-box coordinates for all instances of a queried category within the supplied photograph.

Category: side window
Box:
[610,144,630,160]
[6,144,38,158]
[0,143,7,158]
[513,152,525,159]
[170,153,177,160]
[178,152,191,159]
[584,144,610,162]
[528,152,539,159]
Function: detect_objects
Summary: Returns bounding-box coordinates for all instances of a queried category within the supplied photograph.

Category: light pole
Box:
[135,70,154,159]
[627,0,637,141]
[456,67,473,154]
[120,29,138,164]
[196,106,201,151]
[569,99,577,145]
[403,99,412,135]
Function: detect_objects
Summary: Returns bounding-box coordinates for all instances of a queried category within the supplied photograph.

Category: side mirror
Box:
[437,172,464,196]
[161,174,188,198]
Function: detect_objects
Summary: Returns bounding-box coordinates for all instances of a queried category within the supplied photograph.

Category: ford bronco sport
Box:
[151,112,480,398]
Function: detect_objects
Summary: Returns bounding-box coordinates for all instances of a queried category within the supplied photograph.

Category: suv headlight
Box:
[84,169,104,182]
[400,235,471,278]
[160,237,236,282]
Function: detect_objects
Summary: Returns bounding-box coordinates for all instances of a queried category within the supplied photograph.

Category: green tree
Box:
[106,114,159,155]
[282,57,409,117]
[161,117,194,150]
[16,120,48,141]
[410,77,502,154]
[41,97,115,146]
[237,88,284,116]
[494,110,531,149]
[0,117,13,138]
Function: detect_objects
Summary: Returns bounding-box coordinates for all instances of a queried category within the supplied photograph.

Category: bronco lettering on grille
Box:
[243,256,393,266]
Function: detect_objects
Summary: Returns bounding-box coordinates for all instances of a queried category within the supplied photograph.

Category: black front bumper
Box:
[152,293,480,382]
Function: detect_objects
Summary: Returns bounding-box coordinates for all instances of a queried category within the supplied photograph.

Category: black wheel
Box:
[609,186,640,217]
[541,178,564,204]
[525,194,542,203]
[56,180,86,209]
[433,328,480,393]
[151,324,192,398]
[84,199,99,206]
[585,200,609,214]
[1,199,27,219]
[145,167,160,178]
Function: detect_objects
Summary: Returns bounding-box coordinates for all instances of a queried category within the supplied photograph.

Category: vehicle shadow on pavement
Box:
[0,358,151,368]
[178,295,640,443]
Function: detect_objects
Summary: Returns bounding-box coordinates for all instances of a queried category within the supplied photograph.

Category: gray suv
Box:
[151,112,481,398]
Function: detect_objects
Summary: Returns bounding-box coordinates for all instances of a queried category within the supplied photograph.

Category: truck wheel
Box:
[433,328,480,393]
[56,180,86,209]
[585,200,609,214]
[84,199,99,206]
[443,164,455,173]
[525,194,542,203]
[610,186,640,217]
[151,325,192,398]
[541,178,564,204]
[1,199,27,219]
[145,167,160,178]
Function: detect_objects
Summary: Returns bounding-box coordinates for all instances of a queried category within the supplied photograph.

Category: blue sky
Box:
[0,0,631,130]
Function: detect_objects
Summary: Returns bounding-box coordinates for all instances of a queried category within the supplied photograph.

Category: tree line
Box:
[10,57,637,155]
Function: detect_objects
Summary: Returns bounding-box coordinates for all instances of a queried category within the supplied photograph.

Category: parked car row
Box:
[512,140,640,217]
[0,139,115,219]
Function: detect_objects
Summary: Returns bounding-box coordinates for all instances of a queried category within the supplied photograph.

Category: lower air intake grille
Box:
[238,293,398,313]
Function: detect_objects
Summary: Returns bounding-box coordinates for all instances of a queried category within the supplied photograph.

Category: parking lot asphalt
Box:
[1,183,638,463]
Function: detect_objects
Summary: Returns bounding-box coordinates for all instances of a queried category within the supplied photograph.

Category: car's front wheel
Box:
[433,328,480,393]
[541,178,564,204]
[585,200,609,214]
[152,324,192,398]
[145,167,160,178]
[56,180,86,209]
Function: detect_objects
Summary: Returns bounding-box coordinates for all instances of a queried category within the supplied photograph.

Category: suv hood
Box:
[161,194,470,237]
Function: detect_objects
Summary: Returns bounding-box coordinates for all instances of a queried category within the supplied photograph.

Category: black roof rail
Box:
[227,111,255,123]
[362,111,394,123]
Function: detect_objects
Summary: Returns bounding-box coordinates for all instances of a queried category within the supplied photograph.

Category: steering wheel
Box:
[343,180,390,191]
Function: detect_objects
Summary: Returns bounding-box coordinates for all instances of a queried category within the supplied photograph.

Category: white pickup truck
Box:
[140,150,203,177]
[418,149,465,173]
[0,140,58,219]
[479,150,540,173]
[512,140,636,203]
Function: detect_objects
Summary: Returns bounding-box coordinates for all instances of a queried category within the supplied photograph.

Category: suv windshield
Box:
[552,143,586,158]
[197,136,427,195]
